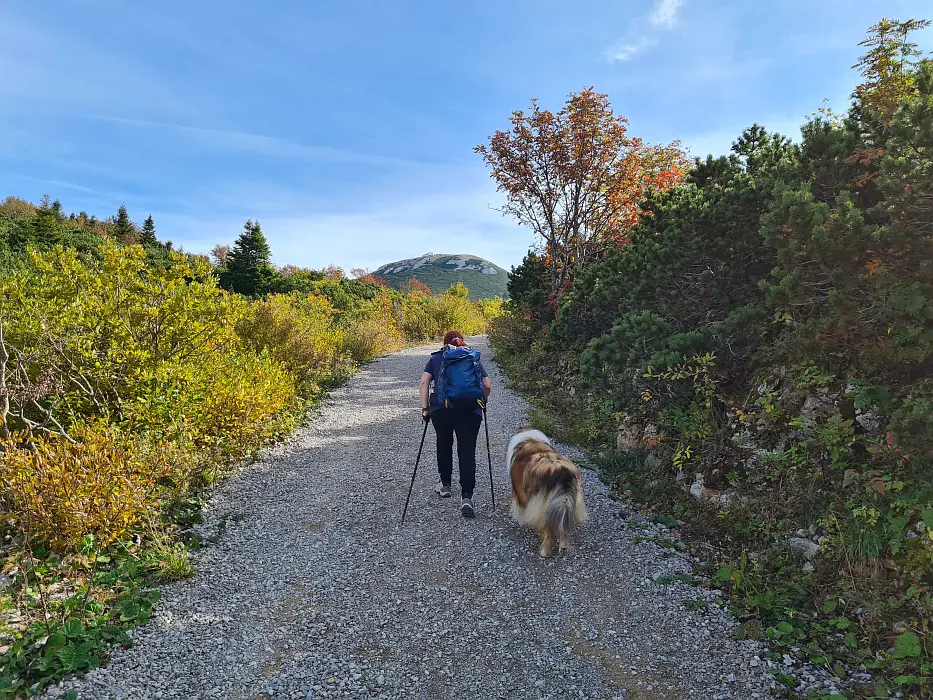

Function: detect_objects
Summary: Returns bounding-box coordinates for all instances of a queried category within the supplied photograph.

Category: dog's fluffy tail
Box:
[543,475,588,535]
[544,488,575,536]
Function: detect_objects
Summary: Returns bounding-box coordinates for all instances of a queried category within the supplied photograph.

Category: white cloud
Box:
[605,37,658,63]
[604,0,685,63]
[650,0,685,30]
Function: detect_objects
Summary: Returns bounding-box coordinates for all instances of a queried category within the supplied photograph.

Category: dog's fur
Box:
[506,428,587,557]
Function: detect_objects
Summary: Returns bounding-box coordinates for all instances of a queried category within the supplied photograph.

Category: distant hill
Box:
[374,253,509,300]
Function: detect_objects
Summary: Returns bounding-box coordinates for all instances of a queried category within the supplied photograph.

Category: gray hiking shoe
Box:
[460,497,475,518]
[435,481,451,498]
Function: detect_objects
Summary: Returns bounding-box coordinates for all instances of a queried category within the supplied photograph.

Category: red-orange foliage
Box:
[351,267,389,287]
[322,264,345,281]
[403,278,432,296]
[475,87,688,295]
[359,274,388,287]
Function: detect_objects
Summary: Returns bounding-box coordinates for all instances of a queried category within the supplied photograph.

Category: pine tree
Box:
[140,214,157,245]
[220,219,274,296]
[114,203,137,242]
[33,194,61,247]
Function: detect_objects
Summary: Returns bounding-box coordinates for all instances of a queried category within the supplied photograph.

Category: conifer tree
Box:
[33,194,61,247]
[114,203,137,242]
[140,214,157,245]
[220,219,274,296]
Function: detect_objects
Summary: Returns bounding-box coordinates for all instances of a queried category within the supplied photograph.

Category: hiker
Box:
[419,331,492,518]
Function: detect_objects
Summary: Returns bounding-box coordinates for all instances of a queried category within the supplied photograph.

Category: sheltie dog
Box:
[506,428,587,557]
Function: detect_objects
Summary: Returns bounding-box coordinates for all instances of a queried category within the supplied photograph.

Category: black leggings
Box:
[431,408,482,498]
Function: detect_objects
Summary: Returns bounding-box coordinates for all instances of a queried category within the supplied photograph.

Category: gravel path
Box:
[44,337,778,700]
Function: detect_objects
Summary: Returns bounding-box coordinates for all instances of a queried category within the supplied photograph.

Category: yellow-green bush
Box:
[0,421,167,552]
[124,347,297,461]
[488,305,538,360]
[0,243,299,521]
[340,289,404,363]
[237,291,346,390]
[477,296,504,324]
[398,282,489,341]
[0,243,243,424]
[196,349,297,457]
[0,245,501,549]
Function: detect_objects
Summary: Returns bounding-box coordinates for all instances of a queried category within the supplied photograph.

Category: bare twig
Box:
[0,319,10,438]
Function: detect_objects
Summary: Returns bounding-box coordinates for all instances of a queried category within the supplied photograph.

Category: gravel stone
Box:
[41,337,780,699]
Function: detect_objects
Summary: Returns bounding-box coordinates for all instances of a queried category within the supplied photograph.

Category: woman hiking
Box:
[419,331,492,518]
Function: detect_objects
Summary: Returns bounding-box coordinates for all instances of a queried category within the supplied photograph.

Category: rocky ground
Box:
[42,337,781,700]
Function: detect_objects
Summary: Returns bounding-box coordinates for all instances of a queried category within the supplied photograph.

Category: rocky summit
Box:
[374,253,509,300]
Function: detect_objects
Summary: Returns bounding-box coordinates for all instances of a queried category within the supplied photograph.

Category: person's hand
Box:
[422,407,431,423]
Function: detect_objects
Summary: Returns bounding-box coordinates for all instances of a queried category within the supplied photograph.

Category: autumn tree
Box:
[210,244,230,268]
[0,196,36,220]
[403,278,432,296]
[351,267,388,286]
[854,18,931,125]
[843,19,931,211]
[322,264,344,281]
[475,87,688,298]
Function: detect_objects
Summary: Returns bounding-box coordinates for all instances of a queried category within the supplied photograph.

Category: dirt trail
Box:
[45,338,774,700]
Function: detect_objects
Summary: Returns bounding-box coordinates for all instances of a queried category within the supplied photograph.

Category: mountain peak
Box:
[373,253,508,300]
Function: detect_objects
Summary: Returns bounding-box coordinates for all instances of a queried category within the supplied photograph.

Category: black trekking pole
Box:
[483,404,495,509]
[401,418,430,525]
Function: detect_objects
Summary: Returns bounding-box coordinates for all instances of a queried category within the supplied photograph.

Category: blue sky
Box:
[2,0,931,272]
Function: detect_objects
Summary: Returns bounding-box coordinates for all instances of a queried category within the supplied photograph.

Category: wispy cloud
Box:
[650,0,685,30]
[76,115,424,170]
[12,175,119,198]
[604,37,658,63]
[605,0,686,63]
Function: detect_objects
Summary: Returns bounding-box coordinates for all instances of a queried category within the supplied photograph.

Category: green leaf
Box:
[893,631,921,659]
[44,632,67,650]
[822,600,838,613]
[777,621,794,634]
[894,675,919,686]
[844,633,858,648]
[62,619,86,639]
[53,644,90,673]
[119,602,141,622]
[922,509,933,531]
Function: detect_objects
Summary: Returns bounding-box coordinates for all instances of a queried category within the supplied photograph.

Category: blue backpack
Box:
[436,345,485,410]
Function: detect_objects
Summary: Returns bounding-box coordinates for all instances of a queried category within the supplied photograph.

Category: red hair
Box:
[443,330,466,347]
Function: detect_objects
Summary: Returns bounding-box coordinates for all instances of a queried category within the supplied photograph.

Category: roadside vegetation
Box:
[487,19,933,699]
[0,205,500,697]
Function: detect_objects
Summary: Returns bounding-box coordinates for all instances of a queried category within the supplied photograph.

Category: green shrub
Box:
[494,22,933,695]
